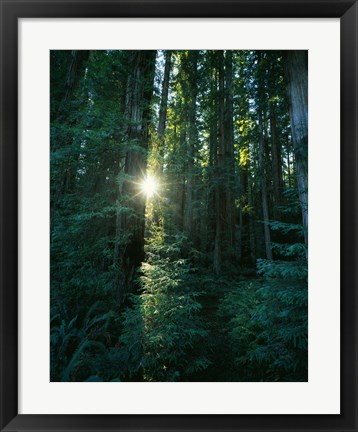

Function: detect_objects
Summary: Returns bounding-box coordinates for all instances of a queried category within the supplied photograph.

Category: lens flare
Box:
[141,176,158,198]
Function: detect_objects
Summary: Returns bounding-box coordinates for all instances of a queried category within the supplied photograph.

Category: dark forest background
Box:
[50,50,308,382]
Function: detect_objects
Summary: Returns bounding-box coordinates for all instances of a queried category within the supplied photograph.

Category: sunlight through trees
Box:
[50,50,308,382]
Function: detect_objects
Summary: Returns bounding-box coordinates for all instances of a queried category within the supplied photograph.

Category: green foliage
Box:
[268,220,304,235]
[219,277,307,381]
[257,258,307,279]
[218,215,307,381]
[118,231,210,381]
[50,301,117,381]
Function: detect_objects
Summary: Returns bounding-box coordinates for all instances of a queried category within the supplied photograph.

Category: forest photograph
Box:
[50,49,308,383]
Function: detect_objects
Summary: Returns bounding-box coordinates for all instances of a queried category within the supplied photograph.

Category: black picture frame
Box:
[1,1,357,431]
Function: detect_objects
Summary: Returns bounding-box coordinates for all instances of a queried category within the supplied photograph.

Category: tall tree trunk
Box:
[237,166,244,264]
[157,50,172,173]
[114,50,156,304]
[178,123,187,230]
[51,50,89,126]
[258,110,273,260]
[270,103,284,219]
[284,50,308,246]
[224,50,236,252]
[63,50,90,105]
[183,51,198,239]
[213,51,226,274]
[208,68,218,260]
[247,175,256,265]
[286,133,292,189]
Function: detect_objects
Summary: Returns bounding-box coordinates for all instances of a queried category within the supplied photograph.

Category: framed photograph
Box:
[1,1,357,431]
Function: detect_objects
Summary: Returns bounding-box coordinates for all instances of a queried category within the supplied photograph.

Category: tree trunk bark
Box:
[284,50,308,246]
[213,51,226,274]
[247,176,256,265]
[258,110,273,260]
[208,71,218,259]
[224,50,236,253]
[286,133,292,189]
[114,50,156,304]
[270,103,284,219]
[157,50,172,173]
[183,51,198,240]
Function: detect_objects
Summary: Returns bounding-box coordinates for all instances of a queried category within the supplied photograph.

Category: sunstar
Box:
[141,176,158,198]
